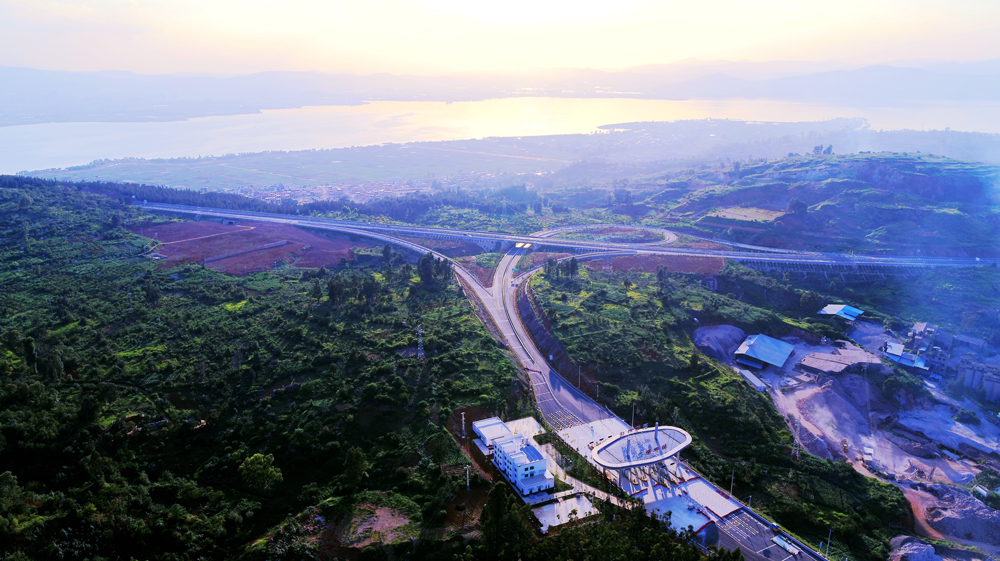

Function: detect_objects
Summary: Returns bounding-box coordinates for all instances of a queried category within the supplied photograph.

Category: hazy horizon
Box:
[4,56,1000,79]
[3,0,999,75]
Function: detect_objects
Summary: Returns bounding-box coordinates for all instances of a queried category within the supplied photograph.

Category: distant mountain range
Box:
[3,59,999,127]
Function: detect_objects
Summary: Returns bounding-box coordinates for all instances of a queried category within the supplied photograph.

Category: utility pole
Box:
[826,528,832,557]
[578,365,581,388]
[632,401,636,427]
[417,324,425,361]
[466,465,470,491]
[461,412,466,440]
[865,362,872,436]
[731,469,735,494]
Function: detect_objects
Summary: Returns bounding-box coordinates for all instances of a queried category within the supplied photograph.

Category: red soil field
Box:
[133,221,371,275]
[585,254,725,275]
[518,251,573,271]
[454,256,495,288]
[396,235,483,258]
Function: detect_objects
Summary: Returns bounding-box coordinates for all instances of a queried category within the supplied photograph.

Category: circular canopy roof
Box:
[591,426,692,470]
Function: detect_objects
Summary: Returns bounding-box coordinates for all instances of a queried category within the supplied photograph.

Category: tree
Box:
[800,290,821,311]
[823,144,833,155]
[688,352,700,371]
[788,197,808,216]
[417,252,436,286]
[18,193,32,211]
[382,244,393,265]
[480,482,533,561]
[343,446,370,491]
[813,145,824,156]
[311,278,323,301]
[143,281,161,306]
[23,336,36,372]
[239,453,283,492]
[327,276,347,306]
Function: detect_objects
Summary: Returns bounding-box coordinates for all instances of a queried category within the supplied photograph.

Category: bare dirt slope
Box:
[919,483,1000,551]
[757,337,1000,552]
[889,535,993,561]
[692,325,746,362]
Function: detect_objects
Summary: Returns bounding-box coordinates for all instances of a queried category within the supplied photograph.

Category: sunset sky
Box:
[1,0,997,74]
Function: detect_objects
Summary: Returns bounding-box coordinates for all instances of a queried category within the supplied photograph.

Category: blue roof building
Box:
[883,341,928,370]
[735,334,795,369]
[818,304,865,321]
[895,354,927,370]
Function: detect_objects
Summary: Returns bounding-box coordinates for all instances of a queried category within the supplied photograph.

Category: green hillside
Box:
[529,262,914,561]
[629,153,1000,256]
[0,178,514,559]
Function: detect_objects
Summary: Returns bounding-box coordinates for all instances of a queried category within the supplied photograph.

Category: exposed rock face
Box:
[791,418,834,460]
[923,485,1000,546]
[889,536,941,561]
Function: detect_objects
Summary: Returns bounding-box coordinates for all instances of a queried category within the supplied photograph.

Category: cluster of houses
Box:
[878,321,1000,403]
[729,301,1000,405]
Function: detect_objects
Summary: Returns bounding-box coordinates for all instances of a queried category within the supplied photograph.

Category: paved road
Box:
[490,248,616,429]
[139,202,838,559]
[137,202,1000,268]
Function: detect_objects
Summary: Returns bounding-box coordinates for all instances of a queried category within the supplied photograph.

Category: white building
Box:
[472,417,513,450]
[472,417,554,496]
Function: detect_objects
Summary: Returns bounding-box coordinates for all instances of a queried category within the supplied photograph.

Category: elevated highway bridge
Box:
[138,202,999,271]
[136,200,970,561]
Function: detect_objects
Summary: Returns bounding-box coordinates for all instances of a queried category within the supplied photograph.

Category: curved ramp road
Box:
[493,248,617,429]
[138,202,999,268]
[140,202,858,561]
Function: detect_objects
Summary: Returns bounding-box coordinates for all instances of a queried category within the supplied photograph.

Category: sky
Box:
[0,0,998,75]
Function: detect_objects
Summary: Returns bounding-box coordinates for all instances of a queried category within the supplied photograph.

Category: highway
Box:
[492,248,617,429]
[138,201,863,561]
[137,202,1000,268]
[136,200,1000,434]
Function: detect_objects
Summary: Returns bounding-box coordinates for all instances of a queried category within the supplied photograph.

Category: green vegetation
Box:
[552,227,665,244]
[473,252,503,270]
[973,467,1000,510]
[531,262,910,561]
[631,153,1000,256]
[794,264,1000,344]
[0,177,519,559]
[533,432,614,496]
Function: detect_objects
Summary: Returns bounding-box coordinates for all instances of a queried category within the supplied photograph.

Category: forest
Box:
[0,177,507,559]
[0,176,752,560]
[4,151,1000,560]
[528,261,914,561]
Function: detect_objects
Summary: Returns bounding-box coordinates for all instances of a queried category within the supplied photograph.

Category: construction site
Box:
[690,316,1000,557]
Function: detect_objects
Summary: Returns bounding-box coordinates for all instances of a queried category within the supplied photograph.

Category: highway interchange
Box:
[138,200,1000,456]
[138,201,999,561]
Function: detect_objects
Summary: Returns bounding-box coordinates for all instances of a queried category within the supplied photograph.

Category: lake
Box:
[4,97,999,174]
